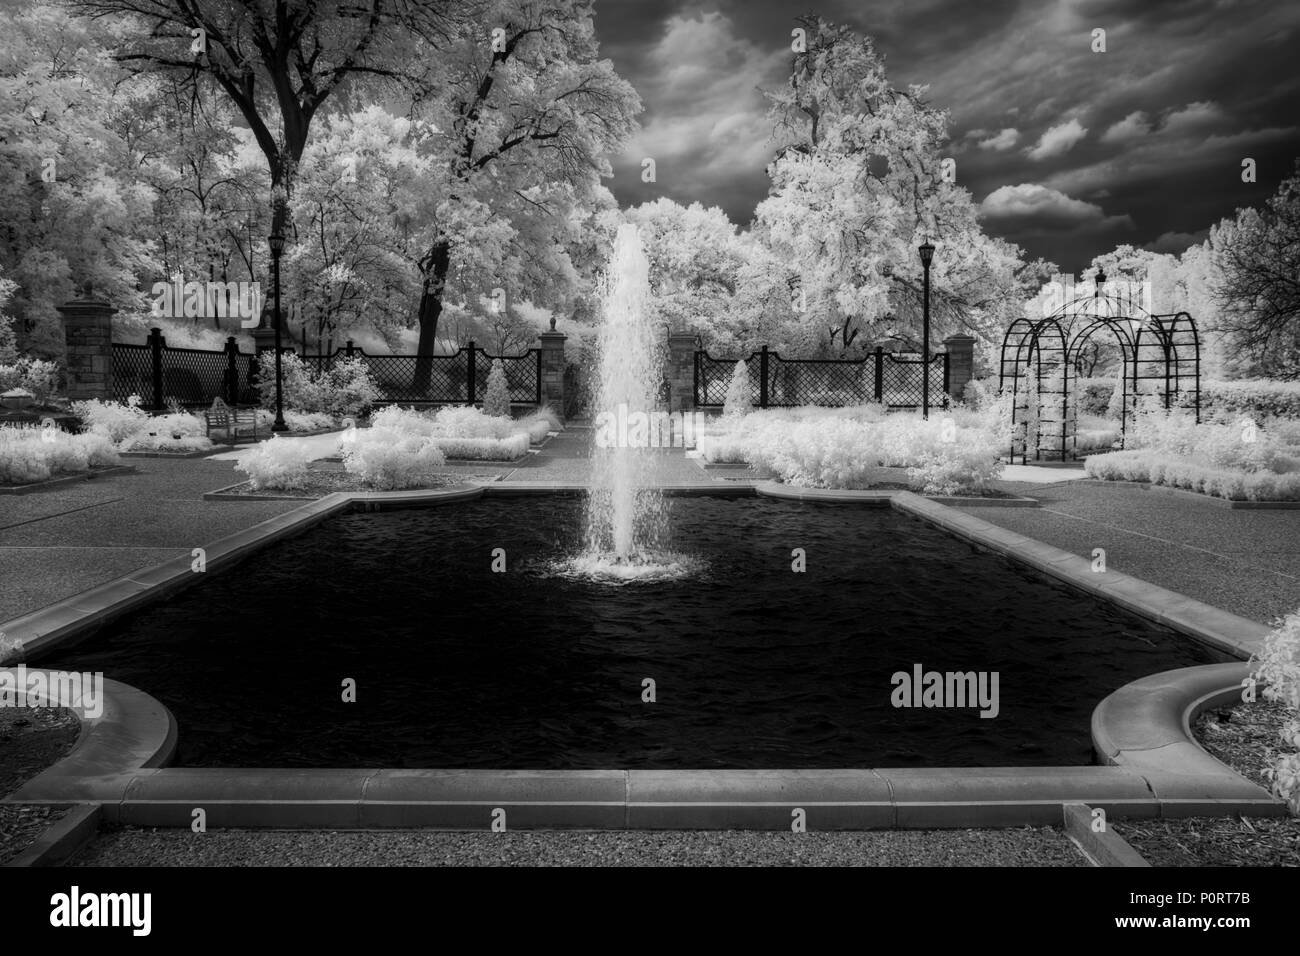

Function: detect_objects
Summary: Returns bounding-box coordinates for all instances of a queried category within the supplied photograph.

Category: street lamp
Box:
[269,231,287,432]
[918,240,935,419]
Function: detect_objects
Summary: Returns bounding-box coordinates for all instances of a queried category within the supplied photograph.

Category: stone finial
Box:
[549,315,557,331]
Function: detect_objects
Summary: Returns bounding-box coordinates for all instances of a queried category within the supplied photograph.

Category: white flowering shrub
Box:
[723,360,753,418]
[258,353,378,418]
[0,425,118,485]
[235,436,316,491]
[368,405,440,436]
[119,412,212,452]
[433,404,518,439]
[341,427,446,490]
[432,433,529,461]
[72,397,150,443]
[1179,379,1300,421]
[701,405,1007,493]
[483,360,511,419]
[1252,611,1300,814]
[1084,451,1300,500]
[1086,403,1300,500]
[0,357,61,403]
[518,408,560,443]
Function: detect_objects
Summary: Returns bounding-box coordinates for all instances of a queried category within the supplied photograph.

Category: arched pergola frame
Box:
[998,272,1201,463]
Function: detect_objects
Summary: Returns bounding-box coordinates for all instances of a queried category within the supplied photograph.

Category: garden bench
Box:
[205,399,267,444]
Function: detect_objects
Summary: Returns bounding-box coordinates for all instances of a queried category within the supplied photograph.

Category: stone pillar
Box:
[250,326,277,353]
[57,296,117,401]
[537,325,567,418]
[942,334,976,402]
[666,331,698,413]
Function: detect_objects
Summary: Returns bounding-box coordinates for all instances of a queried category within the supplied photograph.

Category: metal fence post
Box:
[148,327,165,410]
[535,348,543,406]
[942,353,951,405]
[759,346,769,409]
[344,339,355,358]
[874,347,884,403]
[466,340,477,404]
[224,336,240,405]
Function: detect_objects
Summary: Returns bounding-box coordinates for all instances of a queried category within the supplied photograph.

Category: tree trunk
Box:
[413,236,452,394]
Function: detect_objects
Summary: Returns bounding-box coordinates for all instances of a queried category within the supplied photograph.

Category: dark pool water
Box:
[42,497,1223,768]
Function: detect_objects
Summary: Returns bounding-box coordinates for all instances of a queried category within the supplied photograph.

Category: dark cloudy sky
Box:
[594,0,1300,273]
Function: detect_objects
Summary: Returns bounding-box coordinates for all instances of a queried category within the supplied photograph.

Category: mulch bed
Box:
[0,705,79,864]
[1114,698,1299,866]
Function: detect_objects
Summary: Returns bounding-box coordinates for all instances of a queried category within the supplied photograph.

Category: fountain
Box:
[566,224,690,583]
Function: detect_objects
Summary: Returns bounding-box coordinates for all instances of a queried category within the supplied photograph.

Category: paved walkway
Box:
[1,428,1296,627]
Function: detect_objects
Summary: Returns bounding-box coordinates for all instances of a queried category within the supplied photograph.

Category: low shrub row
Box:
[0,425,118,485]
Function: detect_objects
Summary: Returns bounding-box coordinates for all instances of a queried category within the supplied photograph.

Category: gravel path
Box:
[975,479,1300,624]
[71,826,1087,867]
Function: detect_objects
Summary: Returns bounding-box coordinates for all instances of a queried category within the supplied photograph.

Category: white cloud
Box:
[978,128,1020,151]
[1100,111,1151,144]
[1026,118,1088,160]
[979,183,1133,232]
[618,12,787,187]
[1160,100,1227,136]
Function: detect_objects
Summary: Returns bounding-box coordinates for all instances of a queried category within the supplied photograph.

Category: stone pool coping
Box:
[0,483,1284,830]
[1,663,1281,828]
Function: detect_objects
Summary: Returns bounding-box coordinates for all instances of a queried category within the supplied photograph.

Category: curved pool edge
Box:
[2,668,176,803]
[3,665,1282,829]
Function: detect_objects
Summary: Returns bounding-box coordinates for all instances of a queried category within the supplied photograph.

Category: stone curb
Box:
[119,447,229,459]
[2,663,1283,828]
[2,804,101,867]
[1062,802,1149,866]
[0,465,136,496]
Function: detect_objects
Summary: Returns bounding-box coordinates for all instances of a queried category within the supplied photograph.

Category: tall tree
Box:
[1210,161,1300,378]
[73,0,467,250]
[0,2,158,356]
[408,0,639,386]
[757,15,1045,355]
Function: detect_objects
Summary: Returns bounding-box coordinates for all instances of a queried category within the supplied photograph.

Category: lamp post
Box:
[269,231,287,432]
[918,240,935,419]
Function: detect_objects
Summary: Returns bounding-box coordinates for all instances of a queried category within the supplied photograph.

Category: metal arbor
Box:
[998,271,1201,463]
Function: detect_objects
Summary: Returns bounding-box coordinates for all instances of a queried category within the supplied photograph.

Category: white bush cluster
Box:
[698,403,1008,495]
[1085,403,1300,500]
[0,357,60,403]
[0,424,118,485]
[258,353,379,418]
[367,403,555,454]
[1084,451,1300,501]
[71,397,150,443]
[482,360,511,419]
[1253,611,1300,814]
[73,399,213,453]
[235,436,317,491]
[341,427,447,490]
